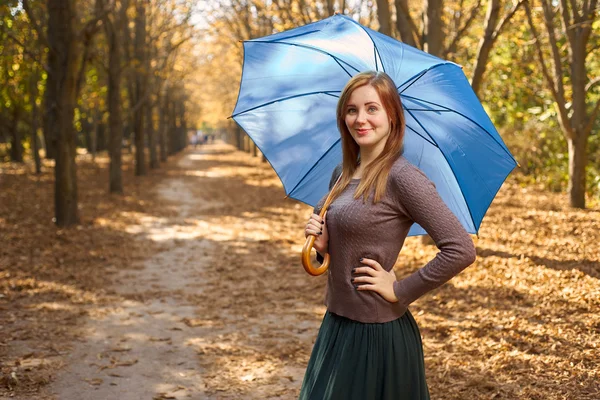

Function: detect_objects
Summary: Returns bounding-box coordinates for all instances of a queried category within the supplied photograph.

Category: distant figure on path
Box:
[301,71,476,399]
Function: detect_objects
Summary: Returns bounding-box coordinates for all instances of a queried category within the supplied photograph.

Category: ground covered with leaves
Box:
[1,143,599,399]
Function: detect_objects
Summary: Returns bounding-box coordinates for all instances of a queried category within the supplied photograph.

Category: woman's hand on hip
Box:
[304,212,329,254]
[352,258,399,303]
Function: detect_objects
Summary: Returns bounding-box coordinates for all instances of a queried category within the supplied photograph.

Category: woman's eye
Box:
[368,106,377,112]
[347,108,357,114]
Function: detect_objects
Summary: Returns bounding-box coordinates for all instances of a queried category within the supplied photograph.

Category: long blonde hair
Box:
[328,71,406,204]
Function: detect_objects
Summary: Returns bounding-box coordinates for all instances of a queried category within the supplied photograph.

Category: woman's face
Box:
[344,84,391,154]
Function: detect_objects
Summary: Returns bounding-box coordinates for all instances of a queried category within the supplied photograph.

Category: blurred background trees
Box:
[1,0,200,225]
[1,0,599,225]
[196,0,599,209]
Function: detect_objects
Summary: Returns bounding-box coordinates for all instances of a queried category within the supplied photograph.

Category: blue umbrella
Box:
[231,14,517,238]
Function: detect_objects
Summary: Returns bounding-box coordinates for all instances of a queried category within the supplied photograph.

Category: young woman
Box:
[300,71,476,399]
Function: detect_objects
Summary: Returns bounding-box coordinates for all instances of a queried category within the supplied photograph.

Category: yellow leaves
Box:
[2,144,600,399]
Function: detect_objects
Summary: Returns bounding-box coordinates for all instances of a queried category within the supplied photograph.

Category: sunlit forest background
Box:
[1,0,599,209]
[1,0,599,399]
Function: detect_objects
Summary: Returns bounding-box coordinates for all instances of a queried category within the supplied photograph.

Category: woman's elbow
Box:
[462,240,477,267]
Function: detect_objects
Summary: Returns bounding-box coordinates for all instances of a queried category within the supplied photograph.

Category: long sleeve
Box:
[391,164,477,308]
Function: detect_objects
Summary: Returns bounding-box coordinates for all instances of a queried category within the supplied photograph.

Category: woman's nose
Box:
[356,109,367,123]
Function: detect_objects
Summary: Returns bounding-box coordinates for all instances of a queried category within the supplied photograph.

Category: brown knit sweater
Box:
[314,156,476,323]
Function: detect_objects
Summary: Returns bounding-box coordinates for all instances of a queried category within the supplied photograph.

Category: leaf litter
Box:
[1,143,599,399]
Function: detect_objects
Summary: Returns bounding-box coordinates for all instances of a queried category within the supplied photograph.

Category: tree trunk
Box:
[179,100,187,152]
[30,73,42,173]
[90,117,98,161]
[470,0,500,96]
[376,0,392,35]
[148,103,159,168]
[568,30,589,208]
[394,0,417,47]
[133,0,147,176]
[326,0,334,15]
[236,125,243,150]
[423,0,443,56]
[133,102,146,174]
[42,69,57,160]
[97,121,107,151]
[105,8,124,194]
[9,108,24,163]
[47,0,79,226]
[159,91,168,162]
[168,93,177,155]
[567,132,587,208]
[84,122,92,153]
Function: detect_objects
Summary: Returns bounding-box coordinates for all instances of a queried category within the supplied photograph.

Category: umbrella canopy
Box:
[231,14,517,235]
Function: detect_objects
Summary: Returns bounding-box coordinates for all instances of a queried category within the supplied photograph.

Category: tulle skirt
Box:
[299,310,430,400]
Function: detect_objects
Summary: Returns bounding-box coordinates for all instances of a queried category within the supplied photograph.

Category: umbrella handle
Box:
[301,234,330,276]
[300,171,343,276]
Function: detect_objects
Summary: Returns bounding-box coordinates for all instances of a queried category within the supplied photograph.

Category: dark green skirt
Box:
[299,310,430,400]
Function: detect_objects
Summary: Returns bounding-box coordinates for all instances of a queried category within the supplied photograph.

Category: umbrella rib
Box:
[287,137,342,199]
[323,92,341,99]
[405,108,479,232]
[249,40,360,76]
[397,69,428,93]
[231,91,340,118]
[405,124,438,148]
[374,47,379,71]
[402,95,518,165]
[404,107,451,112]
[268,29,321,42]
[344,16,386,73]
[397,63,457,94]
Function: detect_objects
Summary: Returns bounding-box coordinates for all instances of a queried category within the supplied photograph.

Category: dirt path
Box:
[46,143,321,399]
[47,153,216,399]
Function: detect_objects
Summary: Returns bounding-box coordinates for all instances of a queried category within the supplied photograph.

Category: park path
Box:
[46,143,324,399]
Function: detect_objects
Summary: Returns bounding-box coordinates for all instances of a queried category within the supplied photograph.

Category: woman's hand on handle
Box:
[352,258,399,303]
[305,212,329,254]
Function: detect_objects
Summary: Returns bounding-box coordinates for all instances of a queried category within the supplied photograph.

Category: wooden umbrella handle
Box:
[301,172,342,276]
[301,207,331,276]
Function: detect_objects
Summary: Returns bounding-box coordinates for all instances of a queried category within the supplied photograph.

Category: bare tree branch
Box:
[444,0,481,58]
[470,0,525,95]
[541,0,568,111]
[452,0,466,32]
[75,0,105,97]
[494,0,526,40]
[75,40,94,97]
[586,0,598,19]
[567,0,580,21]
[585,76,600,92]
[584,97,600,136]
[524,1,573,138]
[559,0,575,45]
[78,5,112,38]
[395,0,421,48]
[3,29,45,68]
[22,0,49,48]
